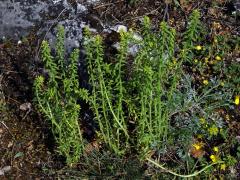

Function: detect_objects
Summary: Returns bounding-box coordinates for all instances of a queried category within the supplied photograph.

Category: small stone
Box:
[112,42,120,50]
[128,45,140,57]
[20,102,31,111]
[7,141,13,148]
[112,25,127,33]
[52,0,62,4]
[77,4,87,13]
[87,0,100,4]
[0,166,11,176]
[2,166,11,172]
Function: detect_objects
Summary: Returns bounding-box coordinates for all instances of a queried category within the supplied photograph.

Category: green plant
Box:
[138,10,236,178]
[181,10,205,62]
[83,11,205,159]
[84,28,130,155]
[224,61,240,95]
[130,17,178,156]
[83,16,180,157]
[34,25,87,165]
[183,10,204,47]
[31,9,238,178]
[147,158,223,178]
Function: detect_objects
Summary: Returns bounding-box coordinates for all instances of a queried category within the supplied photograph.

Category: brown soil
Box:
[0,36,64,179]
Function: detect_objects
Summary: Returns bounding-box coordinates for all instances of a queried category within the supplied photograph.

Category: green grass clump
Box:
[34,25,87,165]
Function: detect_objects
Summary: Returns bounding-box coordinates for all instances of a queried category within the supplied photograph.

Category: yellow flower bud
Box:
[220,164,226,170]
[213,146,219,152]
[192,142,204,150]
[215,55,222,61]
[193,144,201,150]
[195,45,202,50]
[203,79,209,85]
[199,118,206,124]
[234,95,240,105]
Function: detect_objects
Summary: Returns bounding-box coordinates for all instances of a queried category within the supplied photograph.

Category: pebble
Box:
[87,0,101,4]
[112,25,128,33]
[52,0,62,4]
[77,4,87,13]
[20,102,31,111]
[0,166,11,176]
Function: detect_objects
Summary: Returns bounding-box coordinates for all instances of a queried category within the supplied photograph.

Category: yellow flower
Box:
[215,55,222,61]
[208,125,219,136]
[210,154,218,163]
[199,118,206,124]
[220,163,226,170]
[192,142,204,150]
[195,45,202,50]
[203,79,209,85]
[193,144,201,150]
[220,82,224,86]
[194,59,198,63]
[213,146,219,152]
[234,95,240,105]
